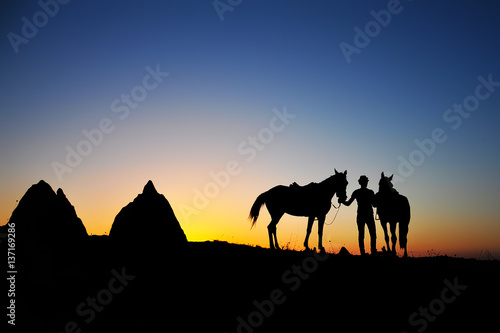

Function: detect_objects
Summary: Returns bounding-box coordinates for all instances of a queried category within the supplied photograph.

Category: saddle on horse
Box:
[289,182,319,195]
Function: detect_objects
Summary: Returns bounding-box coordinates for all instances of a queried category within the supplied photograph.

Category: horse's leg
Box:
[273,227,279,250]
[317,215,326,253]
[268,211,284,250]
[303,216,315,250]
[400,219,409,258]
[381,221,390,251]
[389,222,397,253]
[267,223,275,250]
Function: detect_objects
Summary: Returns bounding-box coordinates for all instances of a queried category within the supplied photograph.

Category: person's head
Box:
[358,175,369,188]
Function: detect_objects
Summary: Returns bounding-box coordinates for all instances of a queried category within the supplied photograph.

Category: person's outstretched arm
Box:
[343,191,356,206]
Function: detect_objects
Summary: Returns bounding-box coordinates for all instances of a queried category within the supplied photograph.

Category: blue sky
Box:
[1,0,499,257]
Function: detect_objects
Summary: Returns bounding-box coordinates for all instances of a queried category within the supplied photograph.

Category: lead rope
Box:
[325,202,341,226]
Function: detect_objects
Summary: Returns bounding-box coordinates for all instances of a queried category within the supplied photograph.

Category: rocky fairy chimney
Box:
[109,180,187,249]
[7,180,88,243]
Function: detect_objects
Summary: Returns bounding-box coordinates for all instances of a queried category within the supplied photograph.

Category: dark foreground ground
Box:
[5,237,500,333]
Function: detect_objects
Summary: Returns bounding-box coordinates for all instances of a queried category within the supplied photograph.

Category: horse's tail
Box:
[249,192,267,228]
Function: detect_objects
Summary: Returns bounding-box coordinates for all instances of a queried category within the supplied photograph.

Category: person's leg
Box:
[357,217,365,255]
[366,216,377,254]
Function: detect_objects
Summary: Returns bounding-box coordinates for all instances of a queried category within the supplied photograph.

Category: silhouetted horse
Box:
[249,169,348,252]
[375,173,411,257]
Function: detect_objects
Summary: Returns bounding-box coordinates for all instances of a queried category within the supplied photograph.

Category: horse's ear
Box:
[381,172,385,178]
[334,168,339,175]
[344,170,347,175]
[389,174,393,181]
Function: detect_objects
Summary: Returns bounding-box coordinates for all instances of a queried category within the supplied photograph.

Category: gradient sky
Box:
[1,0,499,258]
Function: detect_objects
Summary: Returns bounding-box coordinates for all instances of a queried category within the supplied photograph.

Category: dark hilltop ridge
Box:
[1,180,500,333]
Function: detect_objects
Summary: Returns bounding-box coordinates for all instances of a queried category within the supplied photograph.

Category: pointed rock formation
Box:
[337,246,351,256]
[109,180,187,249]
[7,180,88,242]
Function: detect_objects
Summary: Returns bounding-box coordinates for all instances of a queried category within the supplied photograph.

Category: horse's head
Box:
[333,168,348,203]
[379,172,395,194]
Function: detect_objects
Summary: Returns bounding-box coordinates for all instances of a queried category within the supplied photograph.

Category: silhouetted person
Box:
[342,175,377,255]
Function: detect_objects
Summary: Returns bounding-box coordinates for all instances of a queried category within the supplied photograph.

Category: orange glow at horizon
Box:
[1,173,499,260]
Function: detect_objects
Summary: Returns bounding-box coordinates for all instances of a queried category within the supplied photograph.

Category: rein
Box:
[324,202,341,226]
